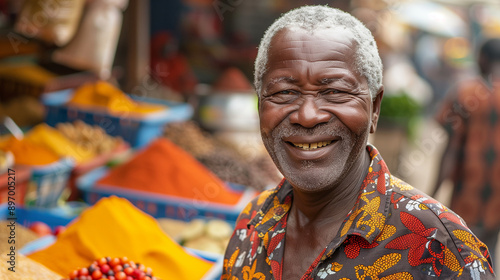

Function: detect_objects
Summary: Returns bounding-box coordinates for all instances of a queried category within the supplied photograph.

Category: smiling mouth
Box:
[290,140,334,150]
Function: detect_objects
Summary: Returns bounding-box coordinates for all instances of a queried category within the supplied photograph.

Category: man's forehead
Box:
[271,26,356,44]
[268,27,358,59]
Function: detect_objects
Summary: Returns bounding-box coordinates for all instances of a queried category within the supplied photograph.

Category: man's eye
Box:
[322,89,352,103]
[268,90,299,103]
[322,89,343,95]
[276,90,296,95]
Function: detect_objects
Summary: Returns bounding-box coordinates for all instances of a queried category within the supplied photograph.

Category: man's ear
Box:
[257,95,261,114]
[370,86,384,134]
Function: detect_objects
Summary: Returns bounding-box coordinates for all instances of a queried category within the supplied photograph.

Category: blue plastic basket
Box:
[42,89,194,148]
[0,204,77,254]
[0,203,77,230]
[29,157,75,208]
[77,167,256,225]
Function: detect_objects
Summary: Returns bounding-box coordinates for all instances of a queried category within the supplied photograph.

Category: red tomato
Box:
[91,269,102,279]
[79,267,89,276]
[68,269,79,278]
[113,265,123,273]
[115,271,127,280]
[100,264,111,274]
[109,257,121,267]
[123,267,134,275]
[53,225,66,236]
[97,257,107,266]
[29,222,52,237]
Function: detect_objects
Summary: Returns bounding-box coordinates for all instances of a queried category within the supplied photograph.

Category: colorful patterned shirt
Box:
[222,145,495,280]
[435,78,500,230]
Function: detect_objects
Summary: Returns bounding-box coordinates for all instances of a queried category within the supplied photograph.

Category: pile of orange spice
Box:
[0,123,96,165]
[0,137,59,165]
[28,196,214,280]
[97,138,243,205]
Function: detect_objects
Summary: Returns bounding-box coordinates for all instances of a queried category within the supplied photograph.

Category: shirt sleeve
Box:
[453,263,496,279]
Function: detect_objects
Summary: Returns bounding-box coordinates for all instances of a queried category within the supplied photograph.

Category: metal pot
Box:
[194,90,259,132]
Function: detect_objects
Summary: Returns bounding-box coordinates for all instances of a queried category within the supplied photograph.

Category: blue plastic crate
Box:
[0,203,78,230]
[29,157,75,208]
[77,167,257,225]
[0,203,79,255]
[42,89,194,148]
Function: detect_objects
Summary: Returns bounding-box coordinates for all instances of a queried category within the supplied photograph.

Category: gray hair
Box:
[254,5,383,99]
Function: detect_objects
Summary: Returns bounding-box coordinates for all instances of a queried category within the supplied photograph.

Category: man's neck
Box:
[288,149,371,227]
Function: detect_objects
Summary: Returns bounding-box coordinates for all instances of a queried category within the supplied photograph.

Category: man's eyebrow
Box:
[265,76,297,91]
[319,77,359,89]
[319,78,336,85]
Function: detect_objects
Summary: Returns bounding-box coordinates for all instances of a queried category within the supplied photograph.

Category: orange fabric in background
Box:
[28,196,214,280]
[97,138,242,205]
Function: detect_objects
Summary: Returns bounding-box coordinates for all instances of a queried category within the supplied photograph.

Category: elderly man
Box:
[222,5,495,280]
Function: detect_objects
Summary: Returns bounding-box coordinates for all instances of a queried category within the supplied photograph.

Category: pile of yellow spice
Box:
[68,81,166,115]
[28,196,214,280]
[0,122,124,166]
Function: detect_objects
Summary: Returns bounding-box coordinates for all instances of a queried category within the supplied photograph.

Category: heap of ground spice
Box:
[0,123,97,165]
[68,81,166,115]
[164,121,283,191]
[212,67,254,93]
[28,196,214,280]
[212,67,254,92]
[0,137,60,165]
[27,123,95,163]
[97,138,243,205]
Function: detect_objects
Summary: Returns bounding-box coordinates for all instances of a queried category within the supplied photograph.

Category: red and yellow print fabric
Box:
[222,145,496,279]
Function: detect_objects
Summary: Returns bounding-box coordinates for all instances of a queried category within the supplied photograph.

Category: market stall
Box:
[1,0,500,279]
[0,64,277,279]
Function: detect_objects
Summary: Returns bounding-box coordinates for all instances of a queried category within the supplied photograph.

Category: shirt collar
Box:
[248,144,393,243]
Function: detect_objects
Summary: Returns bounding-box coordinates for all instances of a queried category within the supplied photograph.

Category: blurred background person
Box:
[433,37,500,265]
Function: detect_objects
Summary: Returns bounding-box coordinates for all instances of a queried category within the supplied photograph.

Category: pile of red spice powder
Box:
[212,67,253,92]
[97,138,243,205]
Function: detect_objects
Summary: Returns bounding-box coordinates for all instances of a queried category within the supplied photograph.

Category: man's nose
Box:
[289,96,331,128]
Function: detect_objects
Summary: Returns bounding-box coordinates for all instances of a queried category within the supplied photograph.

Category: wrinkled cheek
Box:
[259,118,272,137]
[334,108,371,136]
[259,105,285,137]
[258,114,276,155]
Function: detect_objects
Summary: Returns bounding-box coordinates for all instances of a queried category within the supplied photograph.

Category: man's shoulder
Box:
[389,175,467,230]
[388,176,490,263]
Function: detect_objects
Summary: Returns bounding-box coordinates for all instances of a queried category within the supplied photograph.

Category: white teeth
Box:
[292,140,333,150]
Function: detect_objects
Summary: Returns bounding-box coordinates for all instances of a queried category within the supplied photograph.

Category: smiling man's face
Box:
[259,27,381,192]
